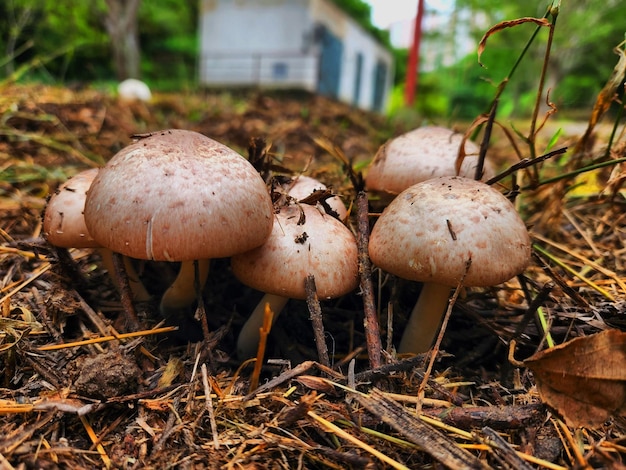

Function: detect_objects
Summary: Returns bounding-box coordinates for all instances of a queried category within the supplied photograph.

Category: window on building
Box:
[272,62,288,80]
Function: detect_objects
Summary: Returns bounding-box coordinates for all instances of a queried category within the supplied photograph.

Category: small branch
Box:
[474,99,498,181]
[486,147,566,186]
[249,302,274,392]
[201,364,220,450]
[416,259,471,413]
[305,274,330,369]
[356,191,383,369]
[112,252,139,330]
[193,260,211,342]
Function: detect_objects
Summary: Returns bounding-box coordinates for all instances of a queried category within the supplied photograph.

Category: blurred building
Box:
[198,0,394,113]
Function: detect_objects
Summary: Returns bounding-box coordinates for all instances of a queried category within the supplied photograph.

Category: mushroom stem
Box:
[237,293,289,359]
[398,282,452,354]
[98,248,151,302]
[159,259,211,315]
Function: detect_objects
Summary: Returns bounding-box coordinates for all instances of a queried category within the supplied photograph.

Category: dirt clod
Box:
[74,349,140,400]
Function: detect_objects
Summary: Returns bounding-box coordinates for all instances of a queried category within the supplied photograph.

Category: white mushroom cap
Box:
[84,129,274,261]
[284,175,348,220]
[369,176,530,287]
[366,126,496,197]
[231,203,358,300]
[118,78,152,102]
[43,168,101,248]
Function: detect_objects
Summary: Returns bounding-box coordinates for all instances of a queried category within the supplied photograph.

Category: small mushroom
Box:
[366,126,495,202]
[118,78,152,102]
[84,129,274,318]
[283,175,348,220]
[43,169,101,249]
[231,203,359,359]
[369,176,531,354]
[43,168,150,301]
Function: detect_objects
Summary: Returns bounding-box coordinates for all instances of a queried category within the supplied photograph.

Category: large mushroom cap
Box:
[369,176,531,287]
[366,126,495,197]
[84,129,274,261]
[43,168,100,248]
[231,203,358,300]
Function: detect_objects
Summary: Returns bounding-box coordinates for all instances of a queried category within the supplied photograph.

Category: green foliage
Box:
[392,48,409,86]
[0,0,198,85]
[0,0,110,81]
[330,0,391,47]
[0,0,623,119]
[138,0,198,87]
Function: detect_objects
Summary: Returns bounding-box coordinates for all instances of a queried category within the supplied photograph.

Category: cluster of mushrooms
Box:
[42,126,531,360]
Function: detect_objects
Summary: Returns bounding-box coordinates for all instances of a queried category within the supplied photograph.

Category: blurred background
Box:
[0,0,623,121]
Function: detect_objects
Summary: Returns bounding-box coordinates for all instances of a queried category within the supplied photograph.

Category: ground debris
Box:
[1,84,626,468]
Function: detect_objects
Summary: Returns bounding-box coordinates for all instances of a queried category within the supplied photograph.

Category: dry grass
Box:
[1,83,626,469]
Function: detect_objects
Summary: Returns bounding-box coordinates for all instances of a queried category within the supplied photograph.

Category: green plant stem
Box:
[536,307,555,348]
[524,156,626,189]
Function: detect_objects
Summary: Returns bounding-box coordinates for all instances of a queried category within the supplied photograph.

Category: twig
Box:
[249,302,273,392]
[356,190,382,369]
[486,147,566,186]
[481,426,534,470]
[425,403,544,431]
[201,364,220,450]
[307,409,410,470]
[555,419,591,469]
[80,415,111,469]
[112,252,139,330]
[194,259,211,343]
[354,388,488,469]
[244,360,343,401]
[245,361,315,401]
[416,259,471,413]
[37,326,177,351]
[305,274,330,369]
[475,99,498,181]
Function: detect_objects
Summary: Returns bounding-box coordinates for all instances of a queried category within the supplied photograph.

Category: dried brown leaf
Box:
[575,42,626,154]
[524,329,626,428]
[477,18,550,67]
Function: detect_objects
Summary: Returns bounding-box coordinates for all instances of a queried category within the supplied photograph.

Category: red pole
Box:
[405,0,425,106]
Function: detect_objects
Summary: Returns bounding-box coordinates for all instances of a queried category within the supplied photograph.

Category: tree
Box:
[103,0,142,80]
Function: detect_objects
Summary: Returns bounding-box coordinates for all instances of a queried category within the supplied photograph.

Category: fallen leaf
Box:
[477,17,550,68]
[524,329,626,428]
[157,356,184,388]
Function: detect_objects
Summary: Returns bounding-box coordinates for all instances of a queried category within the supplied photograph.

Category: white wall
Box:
[338,16,393,110]
[307,0,393,111]
[199,0,317,89]
[198,0,393,112]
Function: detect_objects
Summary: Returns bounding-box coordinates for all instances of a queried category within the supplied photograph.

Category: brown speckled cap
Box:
[43,168,101,248]
[369,176,530,287]
[231,203,358,299]
[84,129,274,261]
[366,126,495,197]
[283,175,348,220]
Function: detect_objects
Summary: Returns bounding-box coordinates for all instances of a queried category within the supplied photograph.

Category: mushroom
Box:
[231,203,359,359]
[84,129,274,318]
[366,126,496,202]
[43,168,150,301]
[43,169,101,249]
[282,175,348,220]
[118,78,152,102]
[369,176,531,354]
